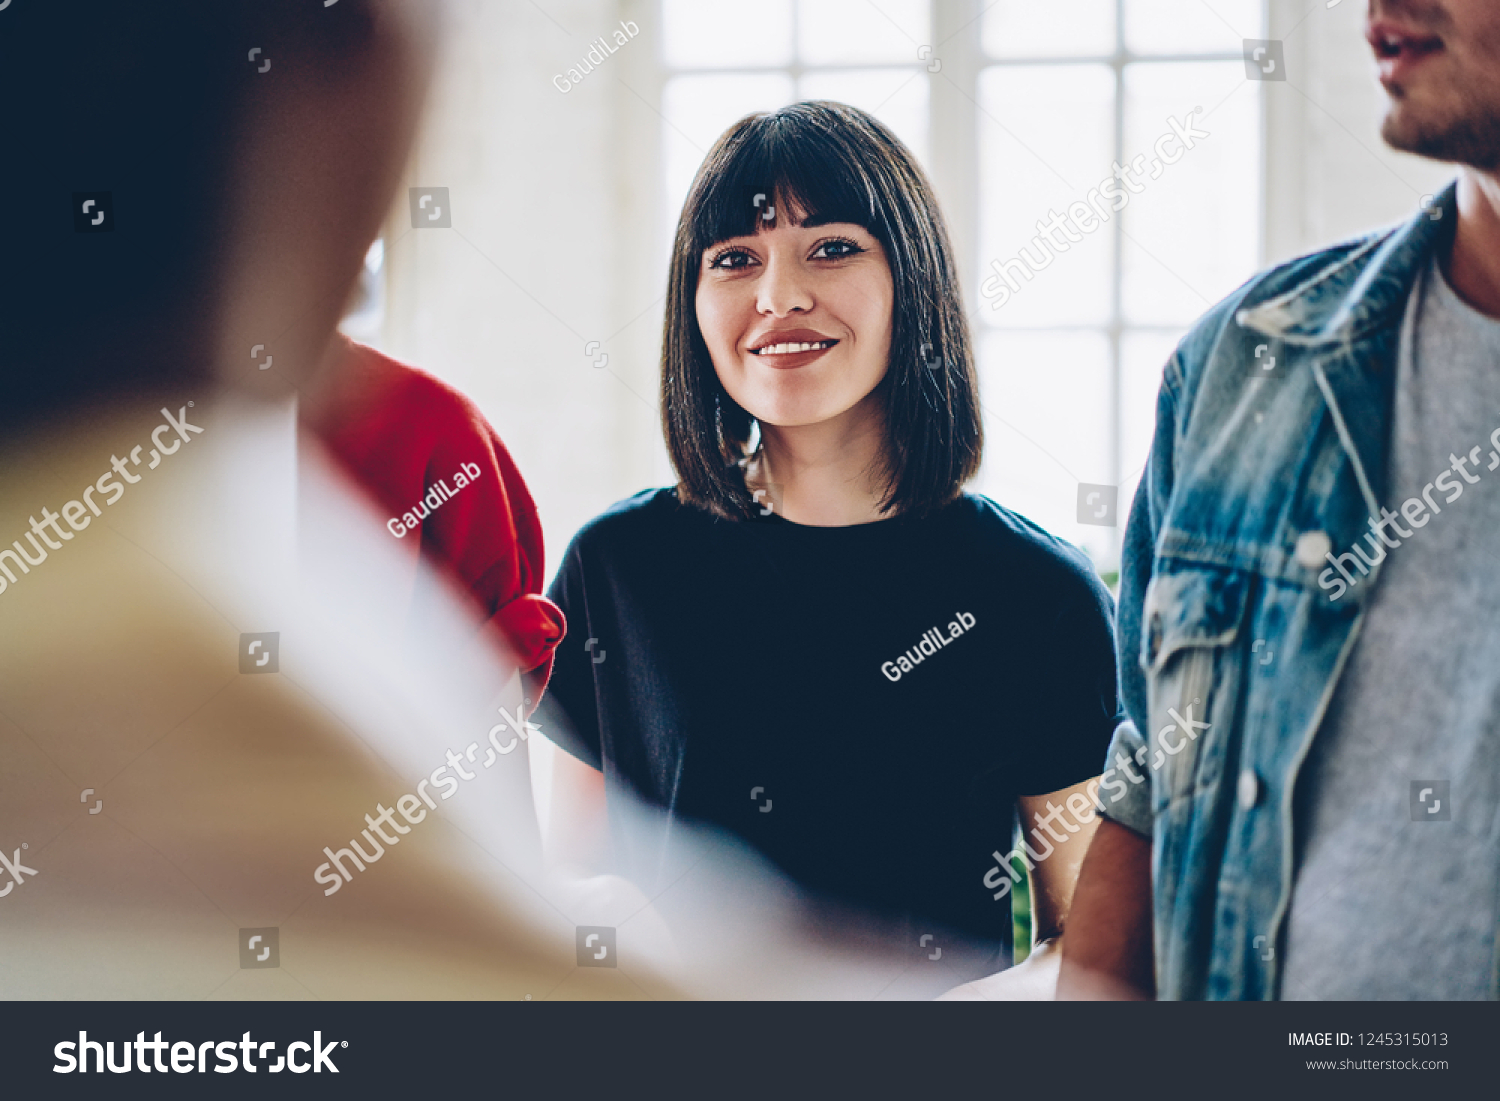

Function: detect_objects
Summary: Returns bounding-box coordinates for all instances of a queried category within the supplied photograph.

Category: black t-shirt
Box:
[540,489,1118,949]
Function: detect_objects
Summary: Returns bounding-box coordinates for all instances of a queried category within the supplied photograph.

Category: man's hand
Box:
[935,937,1065,1000]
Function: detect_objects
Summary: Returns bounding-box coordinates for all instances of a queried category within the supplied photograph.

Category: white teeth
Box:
[755,340,832,355]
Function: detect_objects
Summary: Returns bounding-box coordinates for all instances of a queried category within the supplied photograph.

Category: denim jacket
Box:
[1102,183,1474,1000]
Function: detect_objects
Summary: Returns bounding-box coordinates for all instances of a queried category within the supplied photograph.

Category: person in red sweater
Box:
[304,333,565,701]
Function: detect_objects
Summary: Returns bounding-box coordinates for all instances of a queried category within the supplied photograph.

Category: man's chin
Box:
[1380,107,1430,156]
[1380,104,1500,170]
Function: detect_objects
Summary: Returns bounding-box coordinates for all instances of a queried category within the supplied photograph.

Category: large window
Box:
[658,0,1264,572]
[976,0,1261,571]
[660,0,933,239]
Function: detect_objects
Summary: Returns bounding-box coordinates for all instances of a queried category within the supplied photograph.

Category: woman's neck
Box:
[745,394,890,526]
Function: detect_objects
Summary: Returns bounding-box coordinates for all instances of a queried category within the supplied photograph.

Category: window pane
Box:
[1120,61,1259,326]
[1124,0,1262,55]
[798,69,929,166]
[975,330,1115,565]
[983,0,1116,59]
[798,0,930,66]
[978,64,1115,328]
[662,0,793,68]
[662,74,796,235]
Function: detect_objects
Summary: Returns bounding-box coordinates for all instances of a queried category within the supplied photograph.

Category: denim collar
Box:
[1231,182,1457,515]
[1235,182,1457,346]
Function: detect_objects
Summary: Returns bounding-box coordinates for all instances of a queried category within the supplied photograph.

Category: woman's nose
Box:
[756,255,813,317]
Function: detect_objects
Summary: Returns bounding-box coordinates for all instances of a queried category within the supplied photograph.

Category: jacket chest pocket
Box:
[1141,565,1250,814]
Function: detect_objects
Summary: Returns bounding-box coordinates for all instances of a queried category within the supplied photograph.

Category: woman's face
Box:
[695,210,894,429]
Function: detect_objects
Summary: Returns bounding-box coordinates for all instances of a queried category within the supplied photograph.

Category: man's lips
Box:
[1367,20,1445,80]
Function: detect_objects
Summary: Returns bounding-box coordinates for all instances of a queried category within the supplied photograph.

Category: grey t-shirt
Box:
[1282,256,1500,1000]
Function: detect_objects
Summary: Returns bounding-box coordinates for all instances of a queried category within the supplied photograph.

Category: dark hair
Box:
[661,101,982,520]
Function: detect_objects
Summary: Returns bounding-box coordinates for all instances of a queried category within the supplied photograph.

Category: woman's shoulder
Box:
[947,493,1110,603]
[566,487,699,552]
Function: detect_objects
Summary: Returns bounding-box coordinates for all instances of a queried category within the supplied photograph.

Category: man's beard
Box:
[1383,92,1500,171]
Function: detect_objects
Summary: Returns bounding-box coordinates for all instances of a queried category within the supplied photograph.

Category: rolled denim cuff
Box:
[1097,720,1153,838]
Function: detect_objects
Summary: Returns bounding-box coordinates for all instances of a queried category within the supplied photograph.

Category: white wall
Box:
[379,0,666,586]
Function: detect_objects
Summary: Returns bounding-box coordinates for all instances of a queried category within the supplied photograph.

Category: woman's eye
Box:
[812,238,865,260]
[708,248,755,270]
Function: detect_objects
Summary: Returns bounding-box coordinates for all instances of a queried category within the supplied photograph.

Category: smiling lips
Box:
[748,329,839,370]
[1367,19,1445,83]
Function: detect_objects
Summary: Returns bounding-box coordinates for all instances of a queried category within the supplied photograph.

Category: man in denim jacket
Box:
[1059,0,1500,1000]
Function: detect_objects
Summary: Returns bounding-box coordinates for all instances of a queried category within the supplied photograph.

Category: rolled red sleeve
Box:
[309,336,565,690]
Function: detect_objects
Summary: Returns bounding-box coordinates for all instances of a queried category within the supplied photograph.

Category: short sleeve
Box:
[1097,720,1153,836]
[1013,574,1121,797]
[534,538,603,771]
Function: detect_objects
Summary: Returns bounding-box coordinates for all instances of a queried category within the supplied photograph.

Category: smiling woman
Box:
[665,101,978,522]
[535,102,1118,997]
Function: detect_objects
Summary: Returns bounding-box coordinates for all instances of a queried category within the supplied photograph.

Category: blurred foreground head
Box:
[0,0,438,428]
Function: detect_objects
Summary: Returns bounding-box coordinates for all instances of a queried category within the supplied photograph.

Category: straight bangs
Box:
[684,111,894,260]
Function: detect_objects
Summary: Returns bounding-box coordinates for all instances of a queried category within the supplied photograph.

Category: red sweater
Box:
[308,336,565,691]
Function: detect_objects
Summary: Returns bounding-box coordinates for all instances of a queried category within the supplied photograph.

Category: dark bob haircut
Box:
[661,100,983,520]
